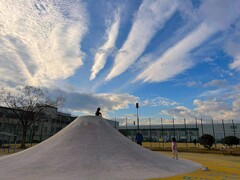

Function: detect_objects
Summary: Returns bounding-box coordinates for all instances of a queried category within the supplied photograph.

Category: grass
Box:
[0,143,37,156]
[143,142,240,156]
[150,152,240,180]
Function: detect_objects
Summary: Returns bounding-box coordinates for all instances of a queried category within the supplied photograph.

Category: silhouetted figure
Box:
[135,131,143,146]
[193,139,197,146]
[95,107,102,117]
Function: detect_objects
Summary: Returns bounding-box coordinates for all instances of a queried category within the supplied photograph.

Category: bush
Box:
[223,136,239,147]
[199,134,215,149]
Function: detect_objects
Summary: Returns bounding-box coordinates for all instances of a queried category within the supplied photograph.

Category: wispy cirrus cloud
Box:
[90,11,120,81]
[226,40,240,72]
[141,97,179,107]
[105,0,178,80]
[135,23,215,83]
[203,79,227,88]
[135,0,240,83]
[0,0,87,87]
[203,0,240,72]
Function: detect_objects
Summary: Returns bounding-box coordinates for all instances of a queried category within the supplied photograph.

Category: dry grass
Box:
[150,152,240,180]
[0,143,37,156]
[143,142,240,155]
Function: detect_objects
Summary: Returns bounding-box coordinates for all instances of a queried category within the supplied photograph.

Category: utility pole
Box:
[125,117,128,137]
[161,117,164,149]
[173,118,175,137]
[222,119,226,138]
[195,118,199,148]
[136,103,139,130]
[184,118,188,149]
[232,119,236,136]
[149,118,152,141]
[211,119,216,148]
[200,118,204,135]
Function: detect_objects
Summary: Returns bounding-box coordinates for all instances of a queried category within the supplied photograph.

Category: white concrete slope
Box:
[0,116,201,180]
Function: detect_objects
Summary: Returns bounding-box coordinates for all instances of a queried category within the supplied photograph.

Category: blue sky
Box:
[0,0,240,125]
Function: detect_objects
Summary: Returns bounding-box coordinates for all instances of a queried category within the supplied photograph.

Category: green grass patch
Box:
[143,142,240,156]
[150,152,240,180]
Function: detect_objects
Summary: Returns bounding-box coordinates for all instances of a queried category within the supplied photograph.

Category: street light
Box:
[136,102,139,130]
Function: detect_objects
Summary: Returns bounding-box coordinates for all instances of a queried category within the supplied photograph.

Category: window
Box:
[230,126,237,129]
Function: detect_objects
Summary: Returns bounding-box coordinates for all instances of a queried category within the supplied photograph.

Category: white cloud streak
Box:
[141,97,179,107]
[106,0,178,80]
[230,56,240,71]
[135,23,215,83]
[90,11,120,81]
[226,41,240,71]
[199,89,227,98]
[203,79,227,88]
[201,0,240,72]
[0,0,87,87]
[199,0,240,30]
[135,0,240,83]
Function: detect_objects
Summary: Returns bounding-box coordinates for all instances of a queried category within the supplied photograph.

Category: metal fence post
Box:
[125,117,128,137]
[211,119,216,148]
[14,136,16,153]
[184,118,188,149]
[7,136,10,153]
[195,118,199,148]
[232,119,236,136]
[149,118,152,148]
[222,119,226,139]
[173,118,175,138]
[161,118,164,149]
[40,119,44,142]
[200,118,204,135]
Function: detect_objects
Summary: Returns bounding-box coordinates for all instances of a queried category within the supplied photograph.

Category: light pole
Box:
[136,103,139,130]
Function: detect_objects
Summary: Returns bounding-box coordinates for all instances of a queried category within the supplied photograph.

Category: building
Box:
[0,106,118,144]
[119,122,239,142]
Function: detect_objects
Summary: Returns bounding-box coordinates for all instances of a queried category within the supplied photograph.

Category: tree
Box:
[223,136,239,147]
[199,134,215,149]
[0,86,64,148]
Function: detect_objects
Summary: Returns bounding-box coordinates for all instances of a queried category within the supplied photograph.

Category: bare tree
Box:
[0,86,64,148]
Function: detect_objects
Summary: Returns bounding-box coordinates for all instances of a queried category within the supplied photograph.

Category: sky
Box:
[0,0,240,125]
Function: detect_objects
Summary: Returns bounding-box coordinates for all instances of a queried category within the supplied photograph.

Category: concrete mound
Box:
[0,116,201,180]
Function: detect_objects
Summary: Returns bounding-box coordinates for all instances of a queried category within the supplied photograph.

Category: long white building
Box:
[119,122,239,142]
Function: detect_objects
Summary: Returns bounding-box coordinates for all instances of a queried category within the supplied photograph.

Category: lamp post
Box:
[136,103,139,130]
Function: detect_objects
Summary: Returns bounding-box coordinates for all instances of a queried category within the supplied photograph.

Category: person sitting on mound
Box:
[95,107,102,117]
